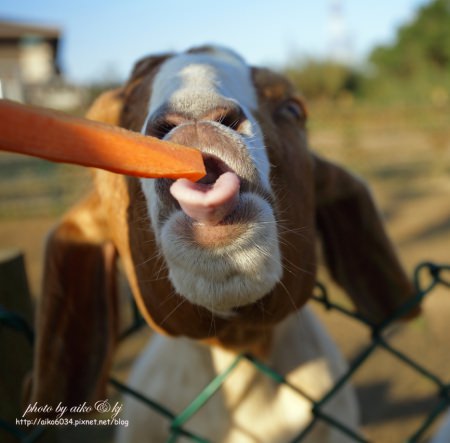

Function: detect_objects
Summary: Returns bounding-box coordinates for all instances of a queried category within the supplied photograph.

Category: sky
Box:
[1,0,430,84]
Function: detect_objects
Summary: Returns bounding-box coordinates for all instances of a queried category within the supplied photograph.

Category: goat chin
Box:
[159,192,283,314]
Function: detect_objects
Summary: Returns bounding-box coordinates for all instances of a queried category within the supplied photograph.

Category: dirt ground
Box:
[0,102,449,442]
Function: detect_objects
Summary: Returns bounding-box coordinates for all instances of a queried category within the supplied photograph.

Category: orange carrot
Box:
[0,99,206,181]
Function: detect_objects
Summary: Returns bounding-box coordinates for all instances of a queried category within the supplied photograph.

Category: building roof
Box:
[0,19,60,39]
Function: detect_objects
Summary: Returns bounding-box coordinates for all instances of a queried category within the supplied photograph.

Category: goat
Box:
[30,45,416,442]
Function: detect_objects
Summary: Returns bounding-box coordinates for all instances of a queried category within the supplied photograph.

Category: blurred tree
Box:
[284,58,362,101]
[370,0,450,78]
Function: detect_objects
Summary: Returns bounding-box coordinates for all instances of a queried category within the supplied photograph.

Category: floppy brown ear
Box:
[85,87,125,125]
[30,192,118,409]
[30,89,125,410]
[314,154,417,324]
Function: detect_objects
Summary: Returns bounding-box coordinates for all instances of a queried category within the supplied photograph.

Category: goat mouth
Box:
[170,154,241,226]
[198,154,234,185]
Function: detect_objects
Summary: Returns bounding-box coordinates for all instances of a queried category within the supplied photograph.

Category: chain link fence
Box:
[1,261,449,443]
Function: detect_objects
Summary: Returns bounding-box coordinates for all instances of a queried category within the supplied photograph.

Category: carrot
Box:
[0,99,206,181]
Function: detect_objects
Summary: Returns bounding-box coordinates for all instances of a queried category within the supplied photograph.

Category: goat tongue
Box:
[170,171,240,225]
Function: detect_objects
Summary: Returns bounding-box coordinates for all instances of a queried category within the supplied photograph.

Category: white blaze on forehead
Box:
[148,47,258,117]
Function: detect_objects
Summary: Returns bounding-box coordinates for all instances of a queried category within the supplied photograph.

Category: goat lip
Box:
[190,217,246,248]
[170,171,240,226]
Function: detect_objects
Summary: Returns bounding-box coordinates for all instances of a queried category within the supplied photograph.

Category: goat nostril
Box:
[145,112,187,139]
[146,119,177,139]
[208,105,246,133]
[220,110,243,131]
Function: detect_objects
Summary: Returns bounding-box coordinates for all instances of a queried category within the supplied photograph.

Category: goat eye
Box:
[280,99,305,121]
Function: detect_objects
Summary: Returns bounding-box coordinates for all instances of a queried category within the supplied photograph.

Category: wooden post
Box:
[0,250,52,443]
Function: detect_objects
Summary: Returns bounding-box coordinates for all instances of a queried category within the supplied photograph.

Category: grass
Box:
[0,153,91,219]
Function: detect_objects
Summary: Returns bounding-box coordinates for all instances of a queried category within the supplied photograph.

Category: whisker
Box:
[159,296,187,325]
[137,249,164,267]
[277,279,299,313]
[157,290,181,307]
[282,256,315,277]
[208,309,217,337]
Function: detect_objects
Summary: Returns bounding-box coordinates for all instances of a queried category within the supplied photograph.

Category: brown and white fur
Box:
[30,46,416,442]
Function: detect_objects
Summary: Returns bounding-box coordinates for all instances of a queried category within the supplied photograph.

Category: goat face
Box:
[125,46,315,317]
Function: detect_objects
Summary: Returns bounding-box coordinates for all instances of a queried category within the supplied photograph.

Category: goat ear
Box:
[84,54,173,129]
[85,87,125,126]
[314,154,418,324]
[128,53,173,84]
[30,193,118,410]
